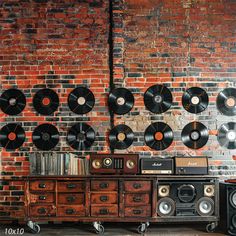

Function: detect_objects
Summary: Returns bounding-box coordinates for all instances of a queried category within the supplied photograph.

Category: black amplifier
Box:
[140,158,173,174]
[175,156,209,175]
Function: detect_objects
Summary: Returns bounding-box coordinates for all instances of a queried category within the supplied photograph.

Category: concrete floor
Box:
[0,223,226,236]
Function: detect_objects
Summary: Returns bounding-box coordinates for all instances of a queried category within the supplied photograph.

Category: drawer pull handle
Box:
[100,183,109,189]
[100,196,108,202]
[67,196,76,202]
[133,209,142,215]
[67,184,76,189]
[38,183,46,188]
[133,183,142,189]
[66,209,75,215]
[99,209,109,215]
[39,196,46,200]
[38,208,46,214]
[133,196,142,202]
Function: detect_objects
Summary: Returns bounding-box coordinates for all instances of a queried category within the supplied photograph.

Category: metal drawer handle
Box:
[38,208,46,214]
[66,209,75,215]
[38,183,46,188]
[39,196,46,200]
[133,183,142,189]
[100,183,109,189]
[133,209,142,215]
[99,209,109,215]
[133,196,142,202]
[100,196,108,202]
[67,196,76,202]
[67,183,76,189]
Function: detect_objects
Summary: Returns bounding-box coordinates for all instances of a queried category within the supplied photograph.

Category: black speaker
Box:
[157,179,216,218]
[220,182,236,235]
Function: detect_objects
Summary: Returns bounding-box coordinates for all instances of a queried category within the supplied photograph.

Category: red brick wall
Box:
[112,0,236,174]
[0,0,110,221]
[1,0,236,222]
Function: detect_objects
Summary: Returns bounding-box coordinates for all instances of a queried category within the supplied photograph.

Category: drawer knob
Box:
[38,183,46,188]
[133,209,142,215]
[67,196,76,202]
[133,196,142,202]
[67,184,76,189]
[100,196,108,202]
[38,208,46,214]
[66,209,75,215]
[39,196,46,200]
[100,183,109,189]
[133,183,142,189]
[99,209,109,215]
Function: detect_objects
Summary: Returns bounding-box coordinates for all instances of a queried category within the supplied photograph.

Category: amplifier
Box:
[90,154,139,175]
[141,158,173,174]
[175,156,208,175]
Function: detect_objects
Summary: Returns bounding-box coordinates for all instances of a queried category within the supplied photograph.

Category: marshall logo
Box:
[152,162,163,167]
[187,161,198,166]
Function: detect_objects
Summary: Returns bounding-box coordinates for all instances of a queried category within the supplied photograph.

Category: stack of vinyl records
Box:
[30,153,89,175]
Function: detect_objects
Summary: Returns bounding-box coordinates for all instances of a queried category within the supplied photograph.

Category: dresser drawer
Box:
[29,181,55,191]
[58,193,84,205]
[57,206,85,217]
[124,181,151,192]
[91,206,118,217]
[57,181,85,192]
[124,206,151,217]
[91,193,117,205]
[124,193,150,206]
[30,205,56,217]
[30,193,54,204]
[91,180,118,191]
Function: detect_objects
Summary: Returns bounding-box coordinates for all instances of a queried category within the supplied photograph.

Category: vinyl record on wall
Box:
[67,122,95,150]
[0,123,25,150]
[32,124,59,151]
[109,124,134,149]
[68,87,95,114]
[33,88,59,115]
[217,122,236,149]
[182,87,209,114]
[217,88,236,116]
[144,122,174,150]
[144,84,172,114]
[108,88,134,115]
[181,122,209,149]
[0,89,26,115]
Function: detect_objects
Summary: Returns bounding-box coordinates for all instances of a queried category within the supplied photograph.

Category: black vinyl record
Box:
[32,124,59,151]
[182,87,209,114]
[108,88,134,115]
[144,84,172,114]
[217,122,236,149]
[68,87,95,114]
[109,124,134,149]
[0,123,25,150]
[144,122,174,150]
[0,88,26,115]
[181,122,209,149]
[217,88,236,116]
[33,88,59,115]
[67,123,95,150]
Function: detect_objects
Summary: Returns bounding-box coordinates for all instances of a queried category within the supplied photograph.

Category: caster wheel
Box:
[137,225,147,234]
[206,223,216,233]
[95,225,104,235]
[29,224,40,234]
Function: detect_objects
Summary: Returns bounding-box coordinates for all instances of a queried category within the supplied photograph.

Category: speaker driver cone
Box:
[0,89,26,115]
[196,197,214,216]
[144,84,172,113]
[157,197,175,217]
[230,190,236,208]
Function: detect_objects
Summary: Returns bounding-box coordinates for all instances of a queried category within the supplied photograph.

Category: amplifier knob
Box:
[103,158,112,167]
[92,159,102,169]
[126,160,135,169]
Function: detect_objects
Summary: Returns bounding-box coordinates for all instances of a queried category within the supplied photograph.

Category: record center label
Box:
[191,96,200,105]
[8,132,16,141]
[42,97,51,106]
[226,97,236,108]
[116,97,125,105]
[9,98,17,106]
[155,132,164,141]
[77,97,86,105]
[227,131,236,141]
